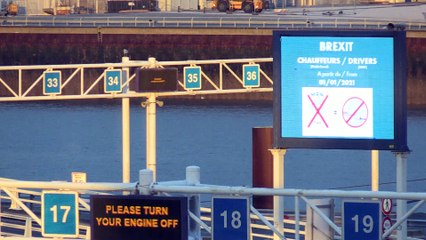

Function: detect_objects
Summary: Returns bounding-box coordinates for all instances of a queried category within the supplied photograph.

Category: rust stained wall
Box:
[407,38,426,107]
[0,32,425,105]
[0,33,271,65]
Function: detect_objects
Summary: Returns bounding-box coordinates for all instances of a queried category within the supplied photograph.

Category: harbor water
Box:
[1,100,426,194]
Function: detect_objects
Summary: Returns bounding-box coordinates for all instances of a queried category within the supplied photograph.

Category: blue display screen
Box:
[273,30,408,150]
[281,36,394,139]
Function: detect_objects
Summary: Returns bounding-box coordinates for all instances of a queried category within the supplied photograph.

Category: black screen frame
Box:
[272,29,408,151]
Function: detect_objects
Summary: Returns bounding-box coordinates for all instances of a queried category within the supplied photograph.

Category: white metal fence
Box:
[1,166,426,239]
[1,16,426,30]
[0,58,424,239]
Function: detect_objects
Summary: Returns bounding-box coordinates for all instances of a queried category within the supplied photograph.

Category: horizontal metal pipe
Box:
[3,179,426,201]
[0,58,273,71]
[0,181,136,191]
[0,88,273,102]
[150,184,426,201]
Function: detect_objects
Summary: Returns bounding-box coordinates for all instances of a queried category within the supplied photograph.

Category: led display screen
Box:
[90,195,188,240]
[273,30,408,151]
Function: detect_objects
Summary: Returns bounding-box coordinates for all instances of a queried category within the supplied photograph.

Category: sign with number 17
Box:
[42,191,79,237]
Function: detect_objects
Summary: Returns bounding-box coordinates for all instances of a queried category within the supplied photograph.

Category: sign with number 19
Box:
[343,200,381,240]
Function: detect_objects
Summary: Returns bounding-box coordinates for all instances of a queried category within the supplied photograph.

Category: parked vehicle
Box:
[2,1,18,16]
[211,0,270,13]
[107,0,157,13]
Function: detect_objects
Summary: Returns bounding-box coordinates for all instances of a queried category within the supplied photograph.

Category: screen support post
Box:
[269,148,287,240]
[395,151,410,240]
[371,150,379,191]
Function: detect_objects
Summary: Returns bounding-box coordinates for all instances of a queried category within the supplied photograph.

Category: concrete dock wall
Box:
[0,27,424,106]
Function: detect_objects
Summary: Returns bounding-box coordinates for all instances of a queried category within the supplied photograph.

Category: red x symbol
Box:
[307,95,329,128]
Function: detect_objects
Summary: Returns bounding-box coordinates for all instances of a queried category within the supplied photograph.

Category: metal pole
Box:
[122,55,130,185]
[186,166,201,239]
[396,152,408,240]
[122,99,130,182]
[51,0,56,15]
[371,150,379,191]
[139,169,154,195]
[146,93,157,181]
[269,148,287,240]
[295,196,300,240]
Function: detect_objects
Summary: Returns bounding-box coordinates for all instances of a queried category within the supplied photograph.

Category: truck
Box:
[211,0,270,13]
[107,0,157,13]
[2,1,18,16]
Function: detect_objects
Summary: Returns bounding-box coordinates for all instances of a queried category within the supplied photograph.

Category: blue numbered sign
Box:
[243,64,260,87]
[43,71,61,95]
[42,191,79,237]
[104,69,122,93]
[213,197,250,240]
[184,66,202,90]
[343,200,381,240]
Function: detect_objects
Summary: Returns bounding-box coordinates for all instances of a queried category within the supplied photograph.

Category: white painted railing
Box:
[0,57,273,102]
[1,166,426,239]
[1,16,426,31]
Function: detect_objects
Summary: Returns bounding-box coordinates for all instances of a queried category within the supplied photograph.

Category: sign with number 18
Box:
[212,197,250,240]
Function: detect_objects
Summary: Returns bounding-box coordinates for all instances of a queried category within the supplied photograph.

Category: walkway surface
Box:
[281,2,426,22]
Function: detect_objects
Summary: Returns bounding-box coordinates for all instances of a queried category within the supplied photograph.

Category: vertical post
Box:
[186,166,201,240]
[24,217,32,237]
[186,166,200,185]
[269,148,287,240]
[146,93,157,181]
[122,54,130,185]
[80,68,84,95]
[396,152,408,240]
[167,0,171,11]
[371,150,379,191]
[51,0,56,15]
[252,127,273,209]
[295,196,300,240]
[219,62,223,90]
[9,190,21,210]
[138,169,154,195]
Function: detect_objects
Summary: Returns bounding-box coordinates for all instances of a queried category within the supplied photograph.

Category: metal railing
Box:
[1,15,425,30]
[0,57,273,102]
[1,166,426,239]
[0,190,305,239]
